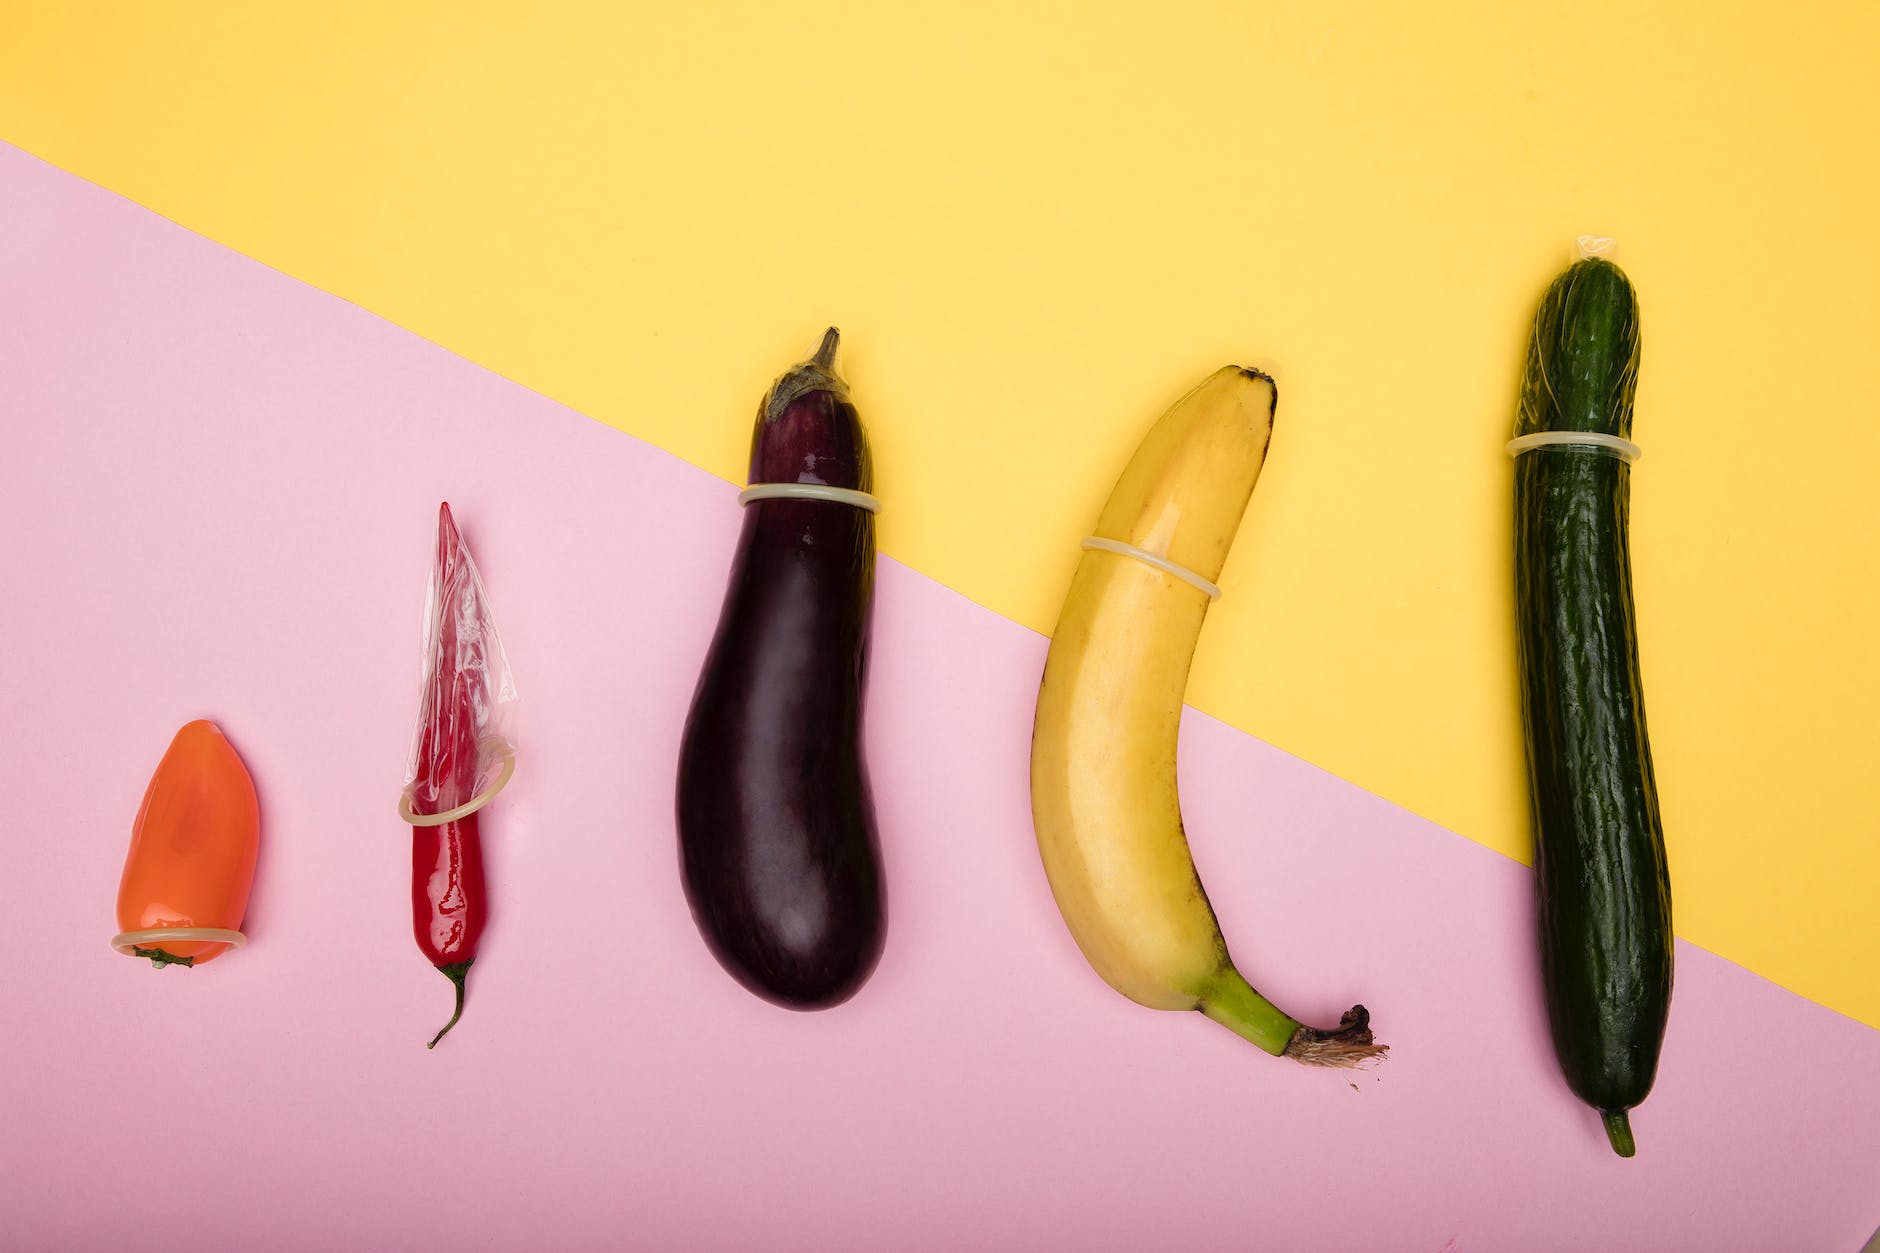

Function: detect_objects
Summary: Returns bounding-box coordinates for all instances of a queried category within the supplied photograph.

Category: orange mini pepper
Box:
[112,720,260,967]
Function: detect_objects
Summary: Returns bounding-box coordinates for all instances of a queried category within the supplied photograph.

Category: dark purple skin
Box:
[675,329,885,1008]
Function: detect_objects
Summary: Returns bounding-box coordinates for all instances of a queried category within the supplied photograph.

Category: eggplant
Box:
[675,328,886,1008]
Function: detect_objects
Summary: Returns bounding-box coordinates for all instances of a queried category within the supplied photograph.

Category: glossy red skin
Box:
[409,503,487,973]
[413,812,486,966]
[676,362,885,1009]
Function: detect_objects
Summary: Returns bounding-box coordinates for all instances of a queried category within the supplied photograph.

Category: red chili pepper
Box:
[407,503,492,1048]
[412,815,486,1047]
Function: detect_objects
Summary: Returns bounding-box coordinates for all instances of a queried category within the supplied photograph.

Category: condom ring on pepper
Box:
[113,719,261,967]
[112,926,248,957]
[397,740,516,827]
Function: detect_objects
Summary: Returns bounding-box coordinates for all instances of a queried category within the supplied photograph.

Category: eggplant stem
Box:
[427,960,474,1049]
[811,326,840,371]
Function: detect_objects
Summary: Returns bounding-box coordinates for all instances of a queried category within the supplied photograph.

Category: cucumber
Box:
[1512,254,1672,1158]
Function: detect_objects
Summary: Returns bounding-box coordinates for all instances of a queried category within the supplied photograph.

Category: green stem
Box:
[134,945,194,969]
[1602,1109,1636,1158]
[1199,970,1387,1068]
[1197,968,1303,1056]
[427,960,473,1049]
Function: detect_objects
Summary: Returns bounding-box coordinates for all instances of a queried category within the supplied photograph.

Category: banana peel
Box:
[1029,365,1384,1067]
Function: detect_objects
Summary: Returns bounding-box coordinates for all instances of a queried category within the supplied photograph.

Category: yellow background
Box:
[5,1,1876,1026]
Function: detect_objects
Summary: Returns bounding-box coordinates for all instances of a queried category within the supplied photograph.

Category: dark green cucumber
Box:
[1513,255,1672,1159]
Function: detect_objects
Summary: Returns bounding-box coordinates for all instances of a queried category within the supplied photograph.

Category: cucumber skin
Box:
[1514,258,1673,1124]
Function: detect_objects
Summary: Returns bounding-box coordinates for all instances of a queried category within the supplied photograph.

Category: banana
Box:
[1029,365,1383,1066]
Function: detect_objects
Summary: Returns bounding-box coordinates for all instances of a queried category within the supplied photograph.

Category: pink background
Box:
[3,143,1878,1250]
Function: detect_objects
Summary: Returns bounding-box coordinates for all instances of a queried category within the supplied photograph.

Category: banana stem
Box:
[1199,971,1387,1069]
[1197,969,1304,1056]
[1283,1004,1386,1068]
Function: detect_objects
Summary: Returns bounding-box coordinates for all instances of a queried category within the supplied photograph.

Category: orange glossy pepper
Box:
[113,720,260,967]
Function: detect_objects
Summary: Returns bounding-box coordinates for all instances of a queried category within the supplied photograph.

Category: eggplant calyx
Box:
[762,327,848,422]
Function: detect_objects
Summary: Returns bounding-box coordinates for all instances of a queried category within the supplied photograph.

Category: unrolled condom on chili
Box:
[400,502,518,1048]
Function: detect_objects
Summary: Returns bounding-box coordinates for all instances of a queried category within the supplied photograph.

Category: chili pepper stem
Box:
[1602,1109,1637,1158]
[427,960,474,1049]
[133,945,194,969]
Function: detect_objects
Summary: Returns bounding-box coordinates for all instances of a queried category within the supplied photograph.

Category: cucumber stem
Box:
[1602,1109,1636,1158]
[427,960,473,1049]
